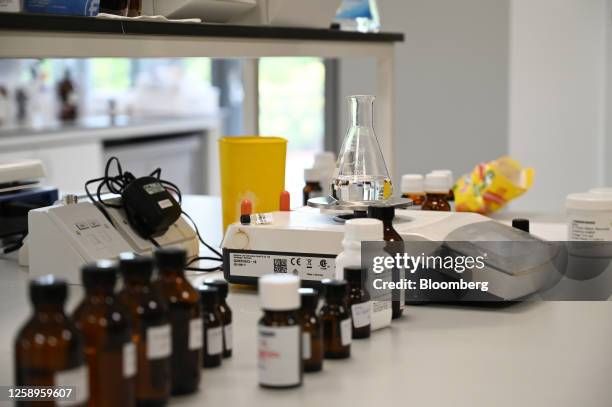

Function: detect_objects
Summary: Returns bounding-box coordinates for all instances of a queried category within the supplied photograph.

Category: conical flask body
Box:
[332,95,392,203]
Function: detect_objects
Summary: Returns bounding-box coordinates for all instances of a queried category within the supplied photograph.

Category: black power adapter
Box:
[122,176,181,238]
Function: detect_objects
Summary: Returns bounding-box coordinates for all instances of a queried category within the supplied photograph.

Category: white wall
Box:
[607,0,612,185]
[378,0,510,186]
[509,0,608,211]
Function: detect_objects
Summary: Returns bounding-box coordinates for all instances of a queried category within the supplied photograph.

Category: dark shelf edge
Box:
[0,12,404,43]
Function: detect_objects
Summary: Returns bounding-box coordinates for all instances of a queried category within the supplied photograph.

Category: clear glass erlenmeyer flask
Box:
[332,95,393,203]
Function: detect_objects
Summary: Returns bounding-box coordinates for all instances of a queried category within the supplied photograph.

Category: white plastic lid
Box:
[401,174,424,194]
[344,218,383,242]
[304,168,321,183]
[314,152,336,169]
[432,169,454,189]
[258,274,301,311]
[425,172,450,193]
[566,193,612,211]
[590,187,612,195]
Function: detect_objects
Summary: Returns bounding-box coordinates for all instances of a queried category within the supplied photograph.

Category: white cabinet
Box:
[0,141,103,194]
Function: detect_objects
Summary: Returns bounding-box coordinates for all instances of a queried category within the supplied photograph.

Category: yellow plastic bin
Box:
[219,136,287,231]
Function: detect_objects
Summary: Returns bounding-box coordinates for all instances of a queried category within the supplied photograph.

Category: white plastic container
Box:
[152,0,256,23]
[566,193,612,241]
[335,218,391,331]
[0,0,21,12]
[233,0,342,28]
[590,187,612,195]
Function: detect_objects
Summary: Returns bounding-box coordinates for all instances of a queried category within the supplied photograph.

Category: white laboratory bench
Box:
[0,116,222,194]
[1,196,611,407]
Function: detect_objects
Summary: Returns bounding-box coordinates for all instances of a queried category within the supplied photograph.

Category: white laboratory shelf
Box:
[0,12,402,173]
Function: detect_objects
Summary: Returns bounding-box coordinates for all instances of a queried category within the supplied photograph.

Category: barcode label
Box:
[273,259,288,273]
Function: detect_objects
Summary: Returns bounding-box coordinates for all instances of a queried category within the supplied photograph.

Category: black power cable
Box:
[85,157,223,273]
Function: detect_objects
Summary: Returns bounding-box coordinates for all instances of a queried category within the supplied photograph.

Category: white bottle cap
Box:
[401,174,424,194]
[314,151,336,169]
[258,274,301,311]
[566,193,612,211]
[431,169,454,189]
[304,168,321,183]
[344,218,383,241]
[590,187,612,195]
[425,172,450,194]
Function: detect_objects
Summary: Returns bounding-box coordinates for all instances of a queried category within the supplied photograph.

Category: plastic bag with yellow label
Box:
[454,156,534,214]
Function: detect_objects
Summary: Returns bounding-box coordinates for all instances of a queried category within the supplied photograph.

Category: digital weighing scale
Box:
[221,196,563,301]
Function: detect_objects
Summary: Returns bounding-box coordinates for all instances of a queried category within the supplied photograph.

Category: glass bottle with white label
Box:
[367,205,405,319]
[15,276,89,406]
[117,253,171,406]
[298,288,323,372]
[73,261,135,407]
[344,267,371,339]
[258,274,303,388]
[203,279,233,358]
[155,248,202,395]
[320,279,351,359]
[198,285,223,368]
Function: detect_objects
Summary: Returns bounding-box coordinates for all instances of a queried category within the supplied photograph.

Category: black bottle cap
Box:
[321,279,348,300]
[154,248,187,270]
[119,252,153,281]
[512,218,530,233]
[367,205,395,221]
[30,275,68,305]
[299,287,319,309]
[198,284,219,308]
[344,267,367,283]
[81,260,117,289]
[204,279,229,299]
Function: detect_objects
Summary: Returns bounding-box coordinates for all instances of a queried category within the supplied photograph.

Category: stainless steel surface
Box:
[1,196,611,407]
[307,195,412,211]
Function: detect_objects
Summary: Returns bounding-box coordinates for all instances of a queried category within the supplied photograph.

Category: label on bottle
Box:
[258,325,300,387]
[207,326,223,356]
[340,318,352,346]
[302,332,311,360]
[224,323,233,351]
[569,213,612,241]
[189,318,203,351]
[54,364,89,406]
[122,342,136,379]
[351,301,371,328]
[146,324,171,360]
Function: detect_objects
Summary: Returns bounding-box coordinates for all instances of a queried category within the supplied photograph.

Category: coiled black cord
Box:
[85,157,223,272]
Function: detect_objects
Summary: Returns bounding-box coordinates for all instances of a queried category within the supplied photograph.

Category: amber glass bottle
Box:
[203,279,233,358]
[320,279,351,359]
[128,0,142,16]
[73,261,135,407]
[422,193,451,211]
[117,254,171,406]
[298,288,323,372]
[422,173,451,212]
[344,268,371,338]
[99,0,128,15]
[303,169,324,206]
[258,274,302,388]
[401,174,425,205]
[15,276,89,406]
[155,248,202,395]
[367,205,404,319]
[198,285,223,368]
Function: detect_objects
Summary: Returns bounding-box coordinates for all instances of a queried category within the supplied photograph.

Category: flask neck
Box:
[349,96,374,128]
